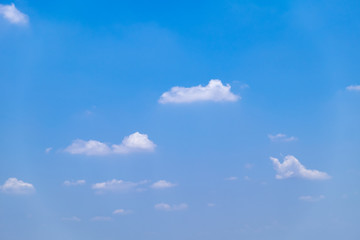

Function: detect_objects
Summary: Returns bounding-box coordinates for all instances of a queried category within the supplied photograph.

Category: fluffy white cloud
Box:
[0,178,35,194]
[65,139,111,156]
[270,155,330,180]
[154,203,188,211]
[112,132,156,153]
[151,180,176,189]
[65,132,155,156]
[299,195,325,202]
[92,179,147,193]
[0,3,28,25]
[346,85,360,91]
[268,133,297,142]
[159,79,239,104]
[113,209,132,215]
[63,180,86,186]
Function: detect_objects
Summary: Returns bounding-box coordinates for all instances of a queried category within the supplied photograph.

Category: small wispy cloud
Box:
[346,85,360,91]
[90,216,112,222]
[268,133,297,142]
[225,176,238,181]
[299,195,325,202]
[63,180,86,186]
[151,180,176,189]
[113,209,132,215]
[45,147,52,153]
[64,132,156,156]
[0,178,35,194]
[207,203,216,207]
[92,179,148,194]
[154,203,188,211]
[0,3,28,25]
[270,155,330,180]
[62,216,81,222]
[159,79,239,104]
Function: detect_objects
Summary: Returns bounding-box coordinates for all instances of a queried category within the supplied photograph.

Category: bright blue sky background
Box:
[1,0,360,239]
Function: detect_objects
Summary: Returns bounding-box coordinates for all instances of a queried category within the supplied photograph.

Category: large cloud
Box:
[65,132,156,156]
[92,179,147,193]
[0,3,28,25]
[0,178,35,194]
[159,79,239,104]
[270,155,330,180]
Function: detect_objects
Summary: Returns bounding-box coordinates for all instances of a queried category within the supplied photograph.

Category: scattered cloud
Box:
[225,176,238,181]
[90,216,112,221]
[92,179,147,194]
[207,203,216,207]
[63,180,86,186]
[154,203,188,211]
[45,147,52,153]
[0,3,28,25]
[268,133,297,142]
[159,79,239,104]
[151,180,176,189]
[299,195,325,202]
[65,132,156,156]
[113,209,132,215]
[62,216,81,222]
[346,85,360,91]
[270,155,330,180]
[244,176,251,181]
[0,178,35,194]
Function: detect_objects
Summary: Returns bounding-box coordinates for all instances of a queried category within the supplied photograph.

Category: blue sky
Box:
[1,0,360,239]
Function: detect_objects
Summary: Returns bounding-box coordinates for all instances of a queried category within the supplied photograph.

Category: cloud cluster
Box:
[159,79,239,104]
[65,132,156,156]
[270,155,330,180]
[268,133,297,142]
[346,85,360,91]
[154,203,188,211]
[0,3,28,25]
[151,180,176,189]
[113,209,132,215]
[0,178,35,194]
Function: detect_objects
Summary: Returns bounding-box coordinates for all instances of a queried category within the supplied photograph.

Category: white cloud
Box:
[154,203,188,211]
[113,209,132,215]
[62,216,81,222]
[92,179,147,193]
[63,180,86,186]
[151,180,176,189]
[0,178,35,194]
[225,176,238,181]
[0,3,28,25]
[65,139,111,156]
[346,85,360,91]
[112,132,156,154]
[207,203,216,207]
[270,155,330,180]
[268,133,297,142]
[90,216,112,221]
[65,132,155,156]
[159,79,239,104]
[299,195,325,202]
